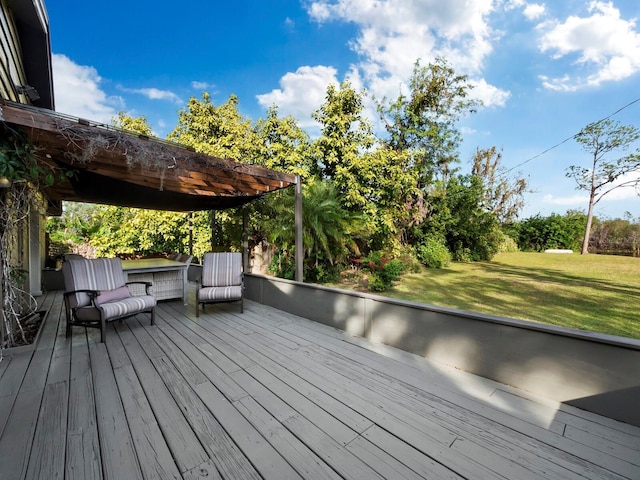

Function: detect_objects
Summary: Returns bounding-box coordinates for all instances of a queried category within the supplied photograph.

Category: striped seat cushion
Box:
[76,295,156,322]
[197,286,242,302]
[75,295,156,322]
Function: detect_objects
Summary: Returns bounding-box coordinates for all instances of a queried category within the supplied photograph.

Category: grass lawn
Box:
[338,252,640,339]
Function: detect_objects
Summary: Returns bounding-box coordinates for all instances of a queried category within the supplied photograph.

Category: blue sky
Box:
[46,0,640,219]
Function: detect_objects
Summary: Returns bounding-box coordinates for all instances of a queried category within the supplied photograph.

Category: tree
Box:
[378,58,480,185]
[472,146,528,224]
[567,119,640,254]
[168,93,261,162]
[312,81,374,182]
[263,181,362,282]
[112,112,153,136]
[254,106,313,179]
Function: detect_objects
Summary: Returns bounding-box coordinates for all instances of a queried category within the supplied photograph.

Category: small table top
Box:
[121,258,188,273]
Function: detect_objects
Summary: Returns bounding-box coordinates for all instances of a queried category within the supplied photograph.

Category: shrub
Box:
[393,244,422,273]
[497,231,519,253]
[363,251,404,291]
[417,238,451,268]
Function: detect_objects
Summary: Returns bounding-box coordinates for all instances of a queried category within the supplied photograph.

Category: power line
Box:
[501,96,640,176]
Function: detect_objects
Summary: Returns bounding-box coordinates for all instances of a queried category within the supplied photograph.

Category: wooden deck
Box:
[1,290,639,480]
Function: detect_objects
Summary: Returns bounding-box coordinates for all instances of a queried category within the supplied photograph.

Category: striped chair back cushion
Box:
[202,253,242,287]
[62,258,126,308]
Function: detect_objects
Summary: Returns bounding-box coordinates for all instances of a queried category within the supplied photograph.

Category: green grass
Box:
[338,252,640,339]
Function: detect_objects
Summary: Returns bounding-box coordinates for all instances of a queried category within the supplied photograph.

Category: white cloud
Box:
[256,65,339,128]
[543,193,588,205]
[523,3,546,20]
[538,1,640,90]
[52,53,122,123]
[121,87,182,104]
[191,81,215,90]
[470,78,511,107]
[601,170,640,200]
[306,0,505,106]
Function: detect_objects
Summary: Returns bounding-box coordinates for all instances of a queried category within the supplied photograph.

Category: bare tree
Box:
[567,119,640,254]
[472,146,528,224]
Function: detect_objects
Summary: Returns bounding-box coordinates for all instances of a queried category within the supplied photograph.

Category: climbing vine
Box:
[0,121,71,351]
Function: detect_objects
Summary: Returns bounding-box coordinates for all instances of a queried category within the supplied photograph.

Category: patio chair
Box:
[196,252,243,316]
[62,257,156,342]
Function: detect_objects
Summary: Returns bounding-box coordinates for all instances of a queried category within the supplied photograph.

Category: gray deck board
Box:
[1,292,639,480]
[66,332,102,480]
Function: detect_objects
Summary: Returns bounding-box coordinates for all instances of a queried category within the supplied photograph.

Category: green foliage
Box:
[254,106,314,179]
[90,207,189,257]
[363,251,404,291]
[590,216,640,253]
[312,81,374,181]
[168,93,261,162]
[112,112,153,136]
[377,57,480,185]
[415,175,501,262]
[268,247,296,280]
[263,181,362,281]
[497,231,520,253]
[516,211,586,252]
[417,237,451,268]
[0,125,72,186]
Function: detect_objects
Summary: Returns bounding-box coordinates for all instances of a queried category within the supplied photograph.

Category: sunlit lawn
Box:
[339,252,640,339]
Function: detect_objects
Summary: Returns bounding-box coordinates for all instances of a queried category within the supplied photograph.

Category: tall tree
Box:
[378,58,480,185]
[567,119,640,254]
[254,105,313,179]
[472,146,528,223]
[312,81,374,182]
[168,93,261,162]
[312,82,419,248]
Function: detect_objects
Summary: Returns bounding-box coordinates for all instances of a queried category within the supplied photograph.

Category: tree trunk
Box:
[581,194,595,254]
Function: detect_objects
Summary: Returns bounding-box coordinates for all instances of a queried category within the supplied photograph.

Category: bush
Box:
[392,244,422,273]
[417,238,451,268]
[363,251,404,291]
[497,231,519,253]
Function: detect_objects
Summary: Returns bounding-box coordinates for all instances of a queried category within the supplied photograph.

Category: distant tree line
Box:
[511,211,640,255]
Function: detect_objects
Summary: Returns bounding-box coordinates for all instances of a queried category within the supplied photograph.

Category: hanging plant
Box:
[0,123,72,350]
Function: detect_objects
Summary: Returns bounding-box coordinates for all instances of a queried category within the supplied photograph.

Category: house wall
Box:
[1,0,53,108]
[0,0,26,102]
[245,273,640,427]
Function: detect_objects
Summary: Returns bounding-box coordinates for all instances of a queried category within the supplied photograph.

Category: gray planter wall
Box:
[245,273,640,427]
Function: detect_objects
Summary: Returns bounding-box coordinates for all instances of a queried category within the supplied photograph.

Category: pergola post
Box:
[242,206,249,272]
[295,175,303,282]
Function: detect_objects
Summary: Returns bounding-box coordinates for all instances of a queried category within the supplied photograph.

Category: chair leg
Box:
[100,320,106,343]
[240,297,243,313]
[150,307,156,326]
[196,300,200,317]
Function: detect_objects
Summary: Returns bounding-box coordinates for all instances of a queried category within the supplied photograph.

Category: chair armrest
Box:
[126,281,153,295]
[63,289,100,300]
[63,289,100,309]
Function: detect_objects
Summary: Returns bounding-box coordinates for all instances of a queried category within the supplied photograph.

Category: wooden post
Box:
[188,211,194,256]
[295,175,303,282]
[242,206,249,272]
[210,210,216,251]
